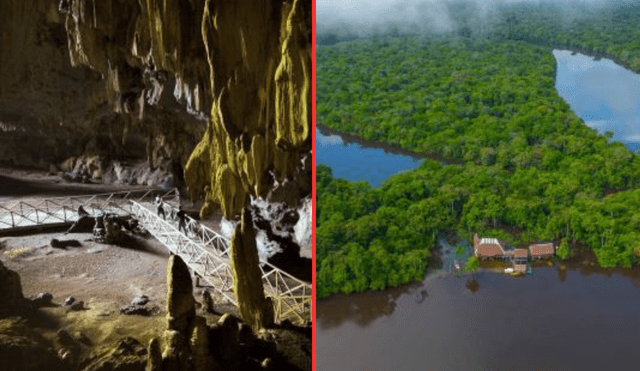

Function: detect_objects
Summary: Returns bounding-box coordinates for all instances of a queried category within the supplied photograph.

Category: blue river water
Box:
[554,49,640,152]
[316,127,422,188]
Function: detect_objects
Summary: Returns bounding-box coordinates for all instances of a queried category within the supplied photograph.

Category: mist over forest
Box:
[316,0,636,44]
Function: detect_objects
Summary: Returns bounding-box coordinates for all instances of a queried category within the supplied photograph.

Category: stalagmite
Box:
[162,254,195,371]
[230,207,274,330]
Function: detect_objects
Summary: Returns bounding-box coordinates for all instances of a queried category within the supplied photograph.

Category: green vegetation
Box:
[318,2,640,73]
[316,2,640,298]
[496,2,640,73]
[464,256,480,274]
[557,238,570,260]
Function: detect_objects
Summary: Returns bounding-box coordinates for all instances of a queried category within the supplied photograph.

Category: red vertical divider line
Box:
[311,0,317,370]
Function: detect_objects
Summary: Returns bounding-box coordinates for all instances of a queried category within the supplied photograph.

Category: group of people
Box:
[65,196,189,244]
[155,196,189,235]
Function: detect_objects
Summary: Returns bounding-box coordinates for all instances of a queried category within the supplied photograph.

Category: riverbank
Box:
[317,125,464,166]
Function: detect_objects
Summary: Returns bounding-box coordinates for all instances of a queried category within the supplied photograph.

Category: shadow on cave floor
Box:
[267,250,312,283]
[22,307,62,331]
[112,235,171,258]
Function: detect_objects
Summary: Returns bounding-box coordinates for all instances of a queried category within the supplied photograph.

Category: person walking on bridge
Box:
[177,205,187,235]
[155,196,166,220]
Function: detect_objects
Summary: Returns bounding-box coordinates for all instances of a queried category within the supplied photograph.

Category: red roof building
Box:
[514,249,529,259]
[529,243,555,259]
[473,234,506,258]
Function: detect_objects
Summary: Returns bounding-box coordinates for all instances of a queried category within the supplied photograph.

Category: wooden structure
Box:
[513,264,528,274]
[513,248,529,264]
[473,233,555,276]
[473,234,508,259]
[529,243,555,259]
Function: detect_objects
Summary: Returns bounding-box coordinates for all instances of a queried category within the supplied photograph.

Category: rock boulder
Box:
[0,260,28,318]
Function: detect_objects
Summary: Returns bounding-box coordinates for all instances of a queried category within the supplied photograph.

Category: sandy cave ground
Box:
[0,168,312,371]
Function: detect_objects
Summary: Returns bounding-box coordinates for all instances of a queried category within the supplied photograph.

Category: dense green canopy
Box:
[316,2,640,298]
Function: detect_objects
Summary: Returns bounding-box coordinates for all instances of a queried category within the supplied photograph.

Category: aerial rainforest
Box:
[316,1,640,298]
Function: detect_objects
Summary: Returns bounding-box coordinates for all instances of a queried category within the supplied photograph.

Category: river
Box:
[317,264,640,371]
[316,50,640,370]
[554,49,640,152]
[316,127,423,188]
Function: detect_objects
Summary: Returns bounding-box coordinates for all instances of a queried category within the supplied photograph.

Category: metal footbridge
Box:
[0,188,311,324]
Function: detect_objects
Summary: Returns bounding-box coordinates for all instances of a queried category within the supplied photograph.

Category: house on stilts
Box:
[473,233,555,274]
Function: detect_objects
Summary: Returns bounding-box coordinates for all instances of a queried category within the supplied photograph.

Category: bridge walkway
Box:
[0,188,311,323]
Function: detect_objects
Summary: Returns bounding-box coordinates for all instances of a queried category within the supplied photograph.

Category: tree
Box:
[465,255,480,274]
[556,238,570,260]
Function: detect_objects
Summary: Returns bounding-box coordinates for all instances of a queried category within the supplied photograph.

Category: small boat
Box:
[453,261,461,271]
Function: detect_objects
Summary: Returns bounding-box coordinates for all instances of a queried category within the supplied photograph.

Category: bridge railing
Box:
[0,188,178,230]
[0,188,309,323]
[130,200,311,323]
[130,201,238,305]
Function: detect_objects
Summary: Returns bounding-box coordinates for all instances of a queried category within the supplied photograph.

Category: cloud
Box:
[317,0,459,36]
[317,0,627,38]
[585,119,640,143]
[622,132,640,143]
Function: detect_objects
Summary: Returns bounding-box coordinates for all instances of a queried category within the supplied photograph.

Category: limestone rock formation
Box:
[1,2,310,365]
[165,255,195,332]
[231,207,274,330]
[251,198,312,282]
[185,0,312,219]
[161,329,192,371]
[0,317,69,371]
[188,316,217,371]
[1,0,311,216]
[146,337,162,371]
[0,0,205,176]
[160,254,211,371]
[142,250,307,371]
[30,292,54,308]
[0,260,29,318]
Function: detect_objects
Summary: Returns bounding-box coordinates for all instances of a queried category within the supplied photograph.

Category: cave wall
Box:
[0,0,208,173]
[1,0,312,217]
[0,0,106,168]
[60,0,312,216]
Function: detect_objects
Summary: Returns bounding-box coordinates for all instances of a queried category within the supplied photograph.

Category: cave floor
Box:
[0,167,311,371]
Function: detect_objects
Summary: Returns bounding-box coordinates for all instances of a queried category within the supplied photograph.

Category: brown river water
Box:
[317,261,640,371]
